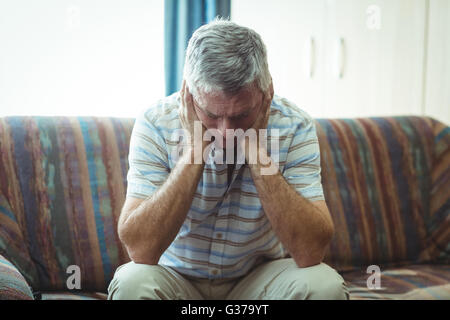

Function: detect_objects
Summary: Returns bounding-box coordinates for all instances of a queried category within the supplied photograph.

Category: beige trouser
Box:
[107,258,349,300]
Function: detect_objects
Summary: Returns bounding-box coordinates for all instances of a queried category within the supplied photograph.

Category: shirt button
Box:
[216,233,223,239]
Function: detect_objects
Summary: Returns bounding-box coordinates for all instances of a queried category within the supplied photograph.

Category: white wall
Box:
[0,0,164,118]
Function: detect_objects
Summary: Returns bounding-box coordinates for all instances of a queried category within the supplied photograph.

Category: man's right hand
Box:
[179,80,209,163]
[179,80,207,145]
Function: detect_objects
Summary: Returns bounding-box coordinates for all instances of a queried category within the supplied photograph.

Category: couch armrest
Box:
[0,254,34,300]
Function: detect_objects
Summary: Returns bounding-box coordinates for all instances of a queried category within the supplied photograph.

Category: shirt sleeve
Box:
[126,111,170,199]
[282,117,325,202]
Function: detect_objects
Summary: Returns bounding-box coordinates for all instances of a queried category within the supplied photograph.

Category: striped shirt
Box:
[126,92,325,279]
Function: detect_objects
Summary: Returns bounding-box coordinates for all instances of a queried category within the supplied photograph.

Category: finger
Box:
[181,80,186,96]
[179,84,186,114]
[181,83,193,122]
[185,84,193,107]
[265,97,271,116]
[179,82,189,123]
[259,94,270,118]
[264,106,270,128]
[264,90,272,108]
[269,80,274,99]
[253,108,266,130]
[258,97,271,130]
[186,87,198,116]
[263,91,272,117]
[185,82,191,107]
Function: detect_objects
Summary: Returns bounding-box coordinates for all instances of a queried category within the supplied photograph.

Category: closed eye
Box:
[193,102,219,120]
[206,111,220,120]
[229,112,250,121]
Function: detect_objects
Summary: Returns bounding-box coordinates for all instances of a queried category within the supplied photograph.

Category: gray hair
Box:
[183,19,271,98]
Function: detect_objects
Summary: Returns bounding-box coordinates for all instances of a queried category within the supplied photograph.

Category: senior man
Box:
[108,20,349,300]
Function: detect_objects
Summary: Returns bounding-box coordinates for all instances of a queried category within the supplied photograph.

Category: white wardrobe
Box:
[232,0,450,124]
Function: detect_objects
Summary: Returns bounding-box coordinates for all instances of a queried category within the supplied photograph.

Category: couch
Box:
[0,115,448,300]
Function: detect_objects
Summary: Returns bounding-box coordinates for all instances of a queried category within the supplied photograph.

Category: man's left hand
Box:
[240,81,274,165]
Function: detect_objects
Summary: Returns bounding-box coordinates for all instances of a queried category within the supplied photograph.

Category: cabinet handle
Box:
[336,37,345,79]
[305,37,315,78]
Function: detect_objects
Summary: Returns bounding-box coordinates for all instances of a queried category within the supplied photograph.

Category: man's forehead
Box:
[195,87,262,116]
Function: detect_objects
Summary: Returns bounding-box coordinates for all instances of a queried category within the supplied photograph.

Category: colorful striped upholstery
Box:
[317,117,449,272]
[0,115,448,299]
[0,117,134,292]
[0,254,34,300]
[344,264,450,299]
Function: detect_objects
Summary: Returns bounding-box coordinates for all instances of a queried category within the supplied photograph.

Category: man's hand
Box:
[251,81,274,134]
[240,81,274,165]
[179,80,207,146]
[179,80,210,163]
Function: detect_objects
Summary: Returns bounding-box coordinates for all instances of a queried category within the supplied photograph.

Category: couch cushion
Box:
[316,117,450,272]
[0,254,34,300]
[39,265,450,300]
[343,264,450,300]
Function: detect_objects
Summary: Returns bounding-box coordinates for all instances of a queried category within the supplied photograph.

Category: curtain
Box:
[164,0,231,96]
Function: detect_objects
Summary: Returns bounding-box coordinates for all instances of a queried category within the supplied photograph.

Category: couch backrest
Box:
[0,116,448,292]
[316,117,449,272]
[0,117,134,292]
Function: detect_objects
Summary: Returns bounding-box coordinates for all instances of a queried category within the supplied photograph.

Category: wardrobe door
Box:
[424,0,450,125]
[322,0,427,118]
[232,0,327,117]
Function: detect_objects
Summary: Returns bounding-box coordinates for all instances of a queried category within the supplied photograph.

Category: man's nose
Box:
[218,118,235,138]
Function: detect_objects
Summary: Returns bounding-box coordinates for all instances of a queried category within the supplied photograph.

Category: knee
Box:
[107,262,171,300]
[269,262,348,300]
[300,264,349,300]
